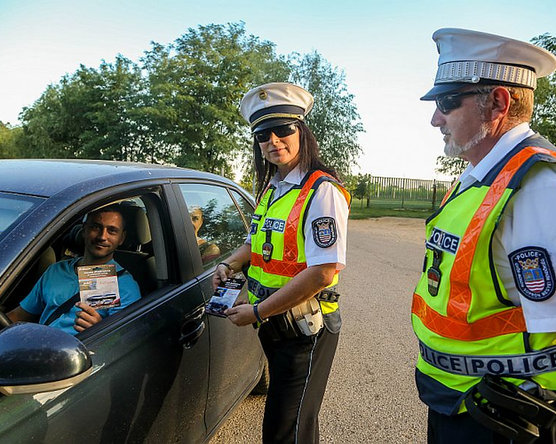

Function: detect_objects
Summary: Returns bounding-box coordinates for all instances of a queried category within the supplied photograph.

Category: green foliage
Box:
[141,23,290,175]
[349,199,432,219]
[290,52,364,179]
[0,122,22,158]
[434,156,467,178]
[19,56,146,161]
[531,33,556,144]
[14,22,364,181]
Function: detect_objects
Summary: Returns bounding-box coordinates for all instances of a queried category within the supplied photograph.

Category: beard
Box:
[444,121,491,157]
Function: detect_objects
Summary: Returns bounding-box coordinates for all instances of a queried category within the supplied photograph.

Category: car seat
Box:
[114,205,157,296]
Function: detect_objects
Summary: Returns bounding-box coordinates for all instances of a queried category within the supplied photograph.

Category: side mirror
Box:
[0,322,92,395]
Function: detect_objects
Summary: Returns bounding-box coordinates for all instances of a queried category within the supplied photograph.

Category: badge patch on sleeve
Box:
[312,217,337,248]
[509,247,555,301]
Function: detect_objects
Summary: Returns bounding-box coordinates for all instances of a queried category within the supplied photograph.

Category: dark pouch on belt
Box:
[323,309,342,334]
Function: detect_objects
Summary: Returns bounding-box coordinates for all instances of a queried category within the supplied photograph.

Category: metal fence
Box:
[351,176,453,210]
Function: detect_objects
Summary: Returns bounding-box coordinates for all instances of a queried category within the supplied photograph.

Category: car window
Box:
[4,192,168,320]
[0,193,44,240]
[230,189,254,224]
[178,184,248,270]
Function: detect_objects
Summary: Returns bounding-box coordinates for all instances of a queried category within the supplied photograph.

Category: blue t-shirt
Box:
[20,257,141,335]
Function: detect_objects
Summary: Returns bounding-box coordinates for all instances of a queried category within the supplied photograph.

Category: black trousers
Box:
[427,409,511,444]
[258,325,339,444]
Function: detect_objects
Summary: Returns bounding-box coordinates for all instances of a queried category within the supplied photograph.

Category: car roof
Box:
[0,159,237,197]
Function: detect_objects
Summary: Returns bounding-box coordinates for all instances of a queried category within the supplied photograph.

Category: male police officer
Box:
[412,28,556,442]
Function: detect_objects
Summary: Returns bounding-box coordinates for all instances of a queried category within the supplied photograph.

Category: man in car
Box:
[8,204,141,335]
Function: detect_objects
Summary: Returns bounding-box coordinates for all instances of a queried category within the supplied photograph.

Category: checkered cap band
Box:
[435,61,537,89]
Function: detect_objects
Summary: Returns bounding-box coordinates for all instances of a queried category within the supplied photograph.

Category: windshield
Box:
[0,193,43,240]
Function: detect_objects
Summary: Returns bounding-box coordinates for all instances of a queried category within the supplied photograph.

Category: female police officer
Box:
[212,82,350,443]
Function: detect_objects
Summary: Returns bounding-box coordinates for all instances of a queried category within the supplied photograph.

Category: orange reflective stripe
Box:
[283,171,339,262]
[251,252,307,277]
[448,147,555,321]
[283,172,318,262]
[252,171,349,278]
[440,180,458,206]
[412,293,526,340]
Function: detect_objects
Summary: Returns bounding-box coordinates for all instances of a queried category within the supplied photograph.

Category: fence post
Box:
[432,179,437,210]
[401,177,406,208]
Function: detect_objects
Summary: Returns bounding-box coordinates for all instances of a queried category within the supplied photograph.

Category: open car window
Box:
[3,192,170,330]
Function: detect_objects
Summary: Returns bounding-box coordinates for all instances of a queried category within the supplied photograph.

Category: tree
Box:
[353,173,372,208]
[289,52,364,179]
[0,122,22,158]
[15,23,364,182]
[141,22,290,175]
[435,156,467,178]
[19,55,146,161]
[530,33,556,143]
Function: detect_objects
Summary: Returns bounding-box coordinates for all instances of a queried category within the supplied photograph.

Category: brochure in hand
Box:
[77,264,121,310]
[206,277,246,317]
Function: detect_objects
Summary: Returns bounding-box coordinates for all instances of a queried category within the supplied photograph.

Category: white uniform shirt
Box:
[246,165,349,270]
[459,123,556,333]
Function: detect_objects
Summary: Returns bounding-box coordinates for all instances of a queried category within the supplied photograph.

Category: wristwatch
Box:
[253,302,268,324]
[218,262,233,272]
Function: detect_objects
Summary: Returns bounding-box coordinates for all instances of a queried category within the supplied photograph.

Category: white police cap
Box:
[422,28,556,100]
[240,82,314,132]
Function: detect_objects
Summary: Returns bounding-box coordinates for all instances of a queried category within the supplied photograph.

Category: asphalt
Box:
[211,218,428,443]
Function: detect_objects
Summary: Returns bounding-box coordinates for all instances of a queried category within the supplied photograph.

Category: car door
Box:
[0,186,210,444]
[175,182,265,434]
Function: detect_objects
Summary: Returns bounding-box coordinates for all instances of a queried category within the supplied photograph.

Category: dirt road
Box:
[211,218,428,443]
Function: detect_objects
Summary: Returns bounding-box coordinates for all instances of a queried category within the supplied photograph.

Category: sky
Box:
[1,0,555,180]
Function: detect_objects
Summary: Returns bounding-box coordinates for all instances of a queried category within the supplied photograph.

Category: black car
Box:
[0,159,266,443]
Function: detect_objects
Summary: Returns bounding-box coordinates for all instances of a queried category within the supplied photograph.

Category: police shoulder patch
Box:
[509,246,556,302]
[312,217,337,248]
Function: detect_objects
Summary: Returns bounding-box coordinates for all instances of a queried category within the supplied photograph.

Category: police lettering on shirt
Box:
[419,340,556,378]
[261,218,286,233]
[426,227,460,255]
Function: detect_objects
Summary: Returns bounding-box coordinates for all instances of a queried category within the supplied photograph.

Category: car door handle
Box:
[179,320,205,349]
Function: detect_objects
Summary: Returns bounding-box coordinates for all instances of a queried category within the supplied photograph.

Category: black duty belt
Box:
[258,311,302,341]
[317,288,340,303]
[248,279,340,304]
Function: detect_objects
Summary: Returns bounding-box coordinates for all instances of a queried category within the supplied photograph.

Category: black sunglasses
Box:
[435,91,489,114]
[253,123,298,143]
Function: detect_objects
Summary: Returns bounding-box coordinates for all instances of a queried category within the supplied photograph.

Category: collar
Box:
[459,122,534,190]
[269,164,306,187]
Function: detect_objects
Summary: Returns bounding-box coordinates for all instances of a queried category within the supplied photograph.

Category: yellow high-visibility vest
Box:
[248,170,350,315]
[412,139,556,415]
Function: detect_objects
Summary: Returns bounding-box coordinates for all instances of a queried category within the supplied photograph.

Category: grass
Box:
[349,198,436,219]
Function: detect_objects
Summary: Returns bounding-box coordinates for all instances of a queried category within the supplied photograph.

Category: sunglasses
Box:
[253,123,298,143]
[435,91,489,114]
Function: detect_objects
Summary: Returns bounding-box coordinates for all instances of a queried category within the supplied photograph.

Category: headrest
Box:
[123,206,151,245]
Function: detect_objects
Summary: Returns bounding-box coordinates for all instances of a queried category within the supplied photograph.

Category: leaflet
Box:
[77,264,121,310]
[206,277,246,317]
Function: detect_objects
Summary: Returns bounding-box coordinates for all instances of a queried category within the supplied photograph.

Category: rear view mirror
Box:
[0,323,92,395]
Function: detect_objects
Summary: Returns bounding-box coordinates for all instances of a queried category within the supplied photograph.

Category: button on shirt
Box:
[246,166,349,270]
[460,123,556,333]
